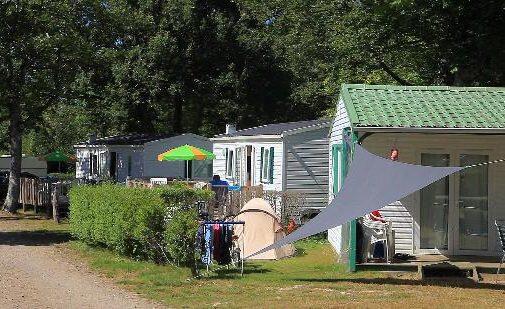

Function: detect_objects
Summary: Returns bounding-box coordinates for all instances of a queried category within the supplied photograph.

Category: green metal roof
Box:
[340,84,505,129]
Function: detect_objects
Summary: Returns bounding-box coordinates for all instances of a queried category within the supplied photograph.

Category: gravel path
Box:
[0,228,162,309]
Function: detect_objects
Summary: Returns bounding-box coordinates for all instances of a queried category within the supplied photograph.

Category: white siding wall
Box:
[284,127,330,210]
[328,99,352,254]
[212,139,284,191]
[143,134,212,180]
[75,146,143,182]
[75,147,104,179]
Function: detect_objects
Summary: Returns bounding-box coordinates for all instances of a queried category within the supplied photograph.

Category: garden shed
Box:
[211,119,331,212]
[74,133,213,182]
[329,84,505,262]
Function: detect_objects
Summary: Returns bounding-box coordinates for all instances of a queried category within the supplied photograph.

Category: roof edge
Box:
[280,120,332,137]
[342,83,505,92]
[210,135,283,142]
[340,84,359,125]
[354,126,505,134]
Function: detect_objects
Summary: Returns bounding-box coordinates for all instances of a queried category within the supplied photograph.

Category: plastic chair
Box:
[360,214,395,263]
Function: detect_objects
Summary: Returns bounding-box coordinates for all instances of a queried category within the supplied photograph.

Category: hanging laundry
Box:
[196,221,245,272]
[212,224,222,260]
[217,225,233,265]
[201,224,213,265]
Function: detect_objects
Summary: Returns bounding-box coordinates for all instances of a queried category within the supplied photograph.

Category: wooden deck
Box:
[358,254,504,282]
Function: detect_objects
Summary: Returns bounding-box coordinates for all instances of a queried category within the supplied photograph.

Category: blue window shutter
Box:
[269,147,274,184]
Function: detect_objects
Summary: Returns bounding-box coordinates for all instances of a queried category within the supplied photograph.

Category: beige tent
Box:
[234,198,295,260]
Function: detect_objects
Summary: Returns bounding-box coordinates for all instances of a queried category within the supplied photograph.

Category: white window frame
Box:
[226,149,235,178]
[261,147,271,183]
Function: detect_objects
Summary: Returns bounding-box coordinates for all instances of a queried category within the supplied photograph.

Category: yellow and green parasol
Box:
[157,144,215,180]
[157,145,215,161]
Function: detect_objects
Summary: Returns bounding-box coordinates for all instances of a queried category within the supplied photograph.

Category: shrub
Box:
[161,183,214,267]
[69,183,213,263]
[164,207,199,267]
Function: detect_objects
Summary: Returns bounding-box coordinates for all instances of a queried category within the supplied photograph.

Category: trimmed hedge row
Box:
[69,184,213,264]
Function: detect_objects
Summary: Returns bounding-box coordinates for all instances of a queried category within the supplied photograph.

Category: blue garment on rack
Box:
[202,224,213,265]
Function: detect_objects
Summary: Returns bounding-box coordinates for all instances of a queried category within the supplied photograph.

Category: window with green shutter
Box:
[268,147,274,184]
[225,148,234,178]
[260,146,274,184]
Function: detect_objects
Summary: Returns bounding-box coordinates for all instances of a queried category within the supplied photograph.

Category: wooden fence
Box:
[19,178,52,211]
[19,178,70,222]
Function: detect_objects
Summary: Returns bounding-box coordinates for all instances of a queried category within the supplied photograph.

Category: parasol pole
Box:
[186,160,189,183]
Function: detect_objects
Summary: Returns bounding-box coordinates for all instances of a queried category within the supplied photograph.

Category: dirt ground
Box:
[0,216,162,309]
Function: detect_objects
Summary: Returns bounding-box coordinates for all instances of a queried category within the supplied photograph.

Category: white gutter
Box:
[280,122,332,138]
[210,135,282,142]
[73,144,144,149]
[354,127,505,134]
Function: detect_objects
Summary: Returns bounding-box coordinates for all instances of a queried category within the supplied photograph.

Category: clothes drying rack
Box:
[198,221,246,276]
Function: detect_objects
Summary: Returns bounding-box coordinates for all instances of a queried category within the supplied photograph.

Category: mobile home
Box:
[329,84,505,262]
[212,119,331,212]
[74,133,212,182]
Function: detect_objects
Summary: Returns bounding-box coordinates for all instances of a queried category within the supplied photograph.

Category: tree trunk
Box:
[3,103,22,213]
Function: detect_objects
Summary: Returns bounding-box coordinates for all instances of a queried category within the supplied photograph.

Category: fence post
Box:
[51,183,60,223]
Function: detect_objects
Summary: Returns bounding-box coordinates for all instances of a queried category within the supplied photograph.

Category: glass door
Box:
[457,154,489,252]
[420,154,450,251]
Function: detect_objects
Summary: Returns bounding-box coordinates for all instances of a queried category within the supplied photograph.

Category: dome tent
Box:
[235,198,295,260]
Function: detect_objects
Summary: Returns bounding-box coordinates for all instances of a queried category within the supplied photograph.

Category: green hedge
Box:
[69,184,213,263]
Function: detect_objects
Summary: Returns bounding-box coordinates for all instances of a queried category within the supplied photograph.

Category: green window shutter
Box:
[332,145,340,194]
[225,148,228,175]
[260,147,264,181]
[269,147,274,184]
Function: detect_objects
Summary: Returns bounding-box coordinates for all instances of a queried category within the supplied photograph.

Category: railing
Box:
[126,178,211,189]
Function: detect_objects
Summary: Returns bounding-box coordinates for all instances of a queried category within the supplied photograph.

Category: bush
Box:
[69,183,213,263]
[161,184,213,267]
[164,207,199,267]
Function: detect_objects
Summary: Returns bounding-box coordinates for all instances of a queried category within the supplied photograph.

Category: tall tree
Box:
[100,0,292,136]
[332,0,505,86]
[0,1,86,211]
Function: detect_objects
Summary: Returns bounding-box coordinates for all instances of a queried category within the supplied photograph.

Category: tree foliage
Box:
[2,1,505,208]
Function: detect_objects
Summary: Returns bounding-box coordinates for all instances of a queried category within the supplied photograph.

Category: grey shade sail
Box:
[247,143,464,259]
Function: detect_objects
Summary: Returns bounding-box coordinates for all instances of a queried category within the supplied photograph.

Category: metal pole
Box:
[186,160,189,182]
[241,224,245,276]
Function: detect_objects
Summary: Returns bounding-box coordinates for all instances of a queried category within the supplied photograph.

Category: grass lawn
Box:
[2,217,505,308]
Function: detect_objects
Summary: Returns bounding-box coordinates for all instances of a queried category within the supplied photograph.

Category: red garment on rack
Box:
[212,224,221,260]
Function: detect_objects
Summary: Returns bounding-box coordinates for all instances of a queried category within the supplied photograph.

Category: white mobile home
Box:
[212,119,331,212]
[74,133,212,182]
[329,84,505,265]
